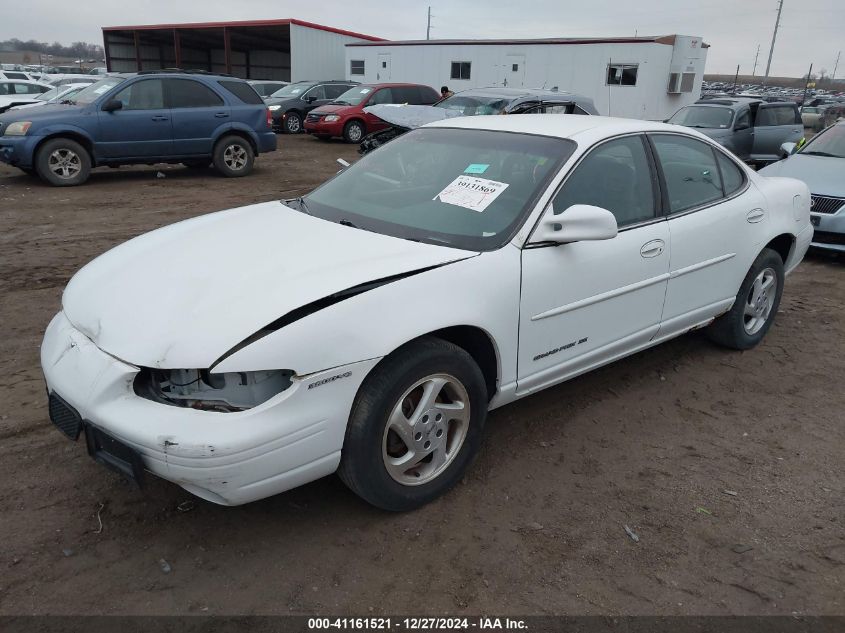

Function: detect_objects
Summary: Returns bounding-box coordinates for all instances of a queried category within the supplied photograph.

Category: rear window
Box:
[217,80,263,105]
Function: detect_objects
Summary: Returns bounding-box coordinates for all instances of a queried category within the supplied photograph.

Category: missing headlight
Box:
[134,368,294,412]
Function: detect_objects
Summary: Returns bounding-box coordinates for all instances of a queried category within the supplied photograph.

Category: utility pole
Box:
[752,44,761,76]
[833,50,841,82]
[732,64,740,93]
[763,0,784,86]
[426,6,432,40]
[801,63,813,106]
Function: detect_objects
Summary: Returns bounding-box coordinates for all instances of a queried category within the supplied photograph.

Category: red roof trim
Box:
[347,36,678,47]
[102,18,384,41]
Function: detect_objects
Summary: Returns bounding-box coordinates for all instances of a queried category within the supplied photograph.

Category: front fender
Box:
[214,246,522,389]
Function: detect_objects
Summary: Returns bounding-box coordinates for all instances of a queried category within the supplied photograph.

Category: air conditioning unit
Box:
[669,71,698,94]
[667,73,681,93]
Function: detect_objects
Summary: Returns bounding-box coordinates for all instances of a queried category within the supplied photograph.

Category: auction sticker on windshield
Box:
[434,175,509,212]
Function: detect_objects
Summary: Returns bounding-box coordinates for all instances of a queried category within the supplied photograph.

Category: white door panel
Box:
[662,184,767,333]
[518,222,670,394]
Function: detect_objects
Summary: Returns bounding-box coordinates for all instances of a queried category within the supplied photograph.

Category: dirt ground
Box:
[0,134,842,617]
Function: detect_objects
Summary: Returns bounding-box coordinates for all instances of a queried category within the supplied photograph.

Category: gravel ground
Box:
[0,134,842,616]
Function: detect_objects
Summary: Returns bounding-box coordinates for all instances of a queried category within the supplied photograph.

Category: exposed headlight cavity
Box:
[134,368,294,412]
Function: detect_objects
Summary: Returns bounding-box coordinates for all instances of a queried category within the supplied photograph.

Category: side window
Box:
[392,86,416,103]
[111,79,165,110]
[324,84,347,99]
[542,103,575,114]
[651,134,724,213]
[607,64,638,86]
[715,151,745,196]
[304,85,326,101]
[167,79,223,108]
[757,105,798,126]
[0,83,9,95]
[369,87,394,105]
[552,135,656,228]
[218,80,263,105]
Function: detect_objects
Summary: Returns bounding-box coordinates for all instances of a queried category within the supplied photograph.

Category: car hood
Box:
[758,154,845,197]
[62,202,476,370]
[0,102,83,123]
[363,104,462,130]
[311,104,357,116]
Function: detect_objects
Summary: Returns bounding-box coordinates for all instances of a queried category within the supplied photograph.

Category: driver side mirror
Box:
[779,142,797,158]
[305,95,317,104]
[102,99,122,113]
[532,204,618,244]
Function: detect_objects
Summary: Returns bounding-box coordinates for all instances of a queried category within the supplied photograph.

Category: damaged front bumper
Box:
[40,311,379,505]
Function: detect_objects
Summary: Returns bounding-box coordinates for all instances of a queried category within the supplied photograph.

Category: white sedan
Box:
[41,116,813,510]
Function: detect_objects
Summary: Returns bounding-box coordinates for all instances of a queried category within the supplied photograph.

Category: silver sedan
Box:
[761,121,845,253]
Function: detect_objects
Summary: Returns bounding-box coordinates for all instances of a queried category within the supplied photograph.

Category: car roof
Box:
[359,83,432,88]
[427,114,697,142]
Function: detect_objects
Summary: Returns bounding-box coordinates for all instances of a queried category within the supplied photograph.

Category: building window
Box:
[350,60,365,75]
[451,61,471,80]
[680,72,696,93]
[512,63,519,72]
[607,64,638,86]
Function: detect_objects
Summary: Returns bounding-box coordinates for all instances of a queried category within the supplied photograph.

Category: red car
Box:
[303,83,440,143]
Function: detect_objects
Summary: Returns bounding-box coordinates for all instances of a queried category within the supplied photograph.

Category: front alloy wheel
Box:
[382,374,470,486]
[339,336,487,511]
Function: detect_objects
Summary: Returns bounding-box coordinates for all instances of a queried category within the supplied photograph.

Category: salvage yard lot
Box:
[0,135,842,615]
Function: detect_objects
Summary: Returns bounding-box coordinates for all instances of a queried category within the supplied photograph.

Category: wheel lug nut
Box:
[436,429,443,437]
[414,432,422,441]
[424,441,431,449]
[435,413,442,421]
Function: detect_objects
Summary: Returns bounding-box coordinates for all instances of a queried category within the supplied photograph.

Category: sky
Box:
[3,0,843,78]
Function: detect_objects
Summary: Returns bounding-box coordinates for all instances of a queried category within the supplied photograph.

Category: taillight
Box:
[266,109,273,128]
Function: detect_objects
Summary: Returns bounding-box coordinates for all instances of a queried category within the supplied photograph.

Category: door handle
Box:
[214,112,229,118]
[746,208,766,223]
[151,115,169,121]
[640,239,665,258]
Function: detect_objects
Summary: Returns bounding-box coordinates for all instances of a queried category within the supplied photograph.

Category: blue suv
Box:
[0,71,277,186]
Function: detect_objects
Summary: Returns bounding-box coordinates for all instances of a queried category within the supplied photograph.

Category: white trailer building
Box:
[345,35,708,121]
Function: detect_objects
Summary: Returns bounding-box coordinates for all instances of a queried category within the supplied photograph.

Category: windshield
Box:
[303,128,575,251]
[269,83,312,98]
[332,86,375,106]
[71,77,126,104]
[799,124,845,158]
[669,106,734,129]
[435,95,511,116]
[35,86,62,101]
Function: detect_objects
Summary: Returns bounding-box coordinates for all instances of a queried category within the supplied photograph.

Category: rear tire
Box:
[707,248,784,350]
[212,135,254,178]
[35,138,91,186]
[338,337,488,511]
[343,120,365,144]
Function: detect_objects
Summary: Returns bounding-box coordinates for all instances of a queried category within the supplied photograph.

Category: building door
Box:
[377,53,392,81]
[499,54,525,88]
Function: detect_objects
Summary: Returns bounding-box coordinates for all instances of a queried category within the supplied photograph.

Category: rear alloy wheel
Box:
[284,112,302,134]
[35,138,91,186]
[338,337,487,511]
[213,135,254,178]
[707,248,784,350]
[343,120,365,144]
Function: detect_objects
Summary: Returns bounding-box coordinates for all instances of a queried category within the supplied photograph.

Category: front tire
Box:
[212,135,254,178]
[707,248,784,350]
[338,337,488,511]
[284,111,302,134]
[343,120,365,144]
[35,138,91,186]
